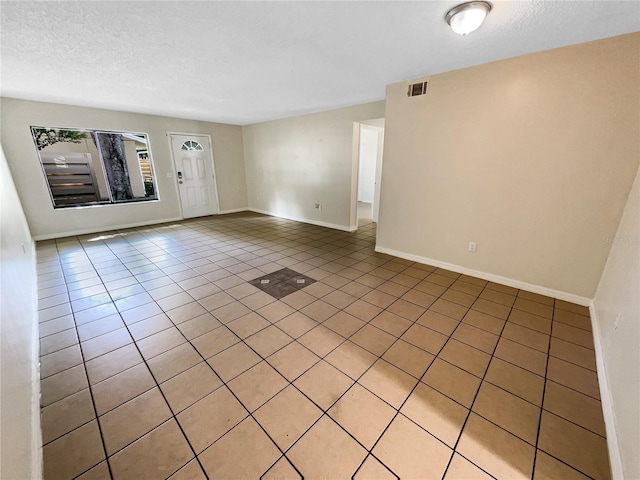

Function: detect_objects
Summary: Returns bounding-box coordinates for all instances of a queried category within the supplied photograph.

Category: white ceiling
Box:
[1,1,639,125]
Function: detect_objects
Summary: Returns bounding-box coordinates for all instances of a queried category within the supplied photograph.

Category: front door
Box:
[169,134,219,218]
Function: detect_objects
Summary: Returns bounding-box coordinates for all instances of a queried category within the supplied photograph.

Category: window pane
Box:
[180,140,203,151]
[31,127,158,208]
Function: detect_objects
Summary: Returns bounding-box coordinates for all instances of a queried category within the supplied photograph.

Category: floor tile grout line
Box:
[531,298,554,480]
[284,272,443,390]
[52,241,116,480]
[44,239,367,376]
[114,260,307,478]
[352,319,460,476]
[64,376,158,425]
[539,379,604,411]
[444,300,603,456]
[177,320,301,476]
[439,281,511,480]
[182,258,508,454]
[536,374,602,404]
[39,400,96,449]
[77,238,211,479]
[123,224,373,291]
[48,234,500,384]
[343,278,474,478]
[259,453,306,479]
[445,451,499,480]
[436,357,537,409]
[487,353,600,398]
[36,256,106,452]
[190,259,452,475]
[351,452,401,479]
[49,256,328,376]
[536,449,600,480]
[400,315,606,442]
[503,319,596,352]
[547,332,597,351]
[531,302,605,480]
[546,316,594,333]
[135,221,425,313]
[39,215,604,479]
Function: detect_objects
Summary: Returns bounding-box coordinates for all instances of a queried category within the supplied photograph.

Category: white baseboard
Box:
[374,245,622,476]
[33,216,183,241]
[218,207,250,214]
[589,302,623,480]
[33,208,359,241]
[374,245,591,306]
[249,208,357,232]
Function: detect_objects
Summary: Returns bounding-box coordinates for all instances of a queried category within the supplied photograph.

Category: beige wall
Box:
[377,33,640,299]
[0,98,248,239]
[242,102,385,230]
[0,144,41,479]
[592,163,640,480]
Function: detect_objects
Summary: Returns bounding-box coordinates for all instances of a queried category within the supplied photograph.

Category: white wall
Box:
[357,127,378,203]
[0,144,42,479]
[242,102,385,230]
[0,98,248,239]
[377,33,639,300]
[592,163,640,480]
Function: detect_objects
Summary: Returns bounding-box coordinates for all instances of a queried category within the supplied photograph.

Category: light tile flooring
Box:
[36,212,610,479]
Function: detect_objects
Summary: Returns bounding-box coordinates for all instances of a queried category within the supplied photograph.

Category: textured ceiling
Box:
[1,1,639,125]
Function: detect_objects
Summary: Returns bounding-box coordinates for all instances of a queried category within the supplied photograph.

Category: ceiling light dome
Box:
[446,1,492,35]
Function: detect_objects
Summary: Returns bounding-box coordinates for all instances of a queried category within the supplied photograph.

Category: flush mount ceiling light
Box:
[445,1,492,35]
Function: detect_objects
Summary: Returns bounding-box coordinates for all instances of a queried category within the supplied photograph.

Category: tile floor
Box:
[36,212,610,479]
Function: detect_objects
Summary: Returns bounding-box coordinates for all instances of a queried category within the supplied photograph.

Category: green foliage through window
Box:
[32,128,87,151]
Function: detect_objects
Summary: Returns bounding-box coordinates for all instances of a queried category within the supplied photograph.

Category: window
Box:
[31,127,158,208]
[180,140,203,151]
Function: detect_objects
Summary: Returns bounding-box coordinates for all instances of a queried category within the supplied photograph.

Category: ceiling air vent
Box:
[407,81,428,97]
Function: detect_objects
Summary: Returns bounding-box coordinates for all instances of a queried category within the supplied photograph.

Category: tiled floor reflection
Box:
[36,212,611,479]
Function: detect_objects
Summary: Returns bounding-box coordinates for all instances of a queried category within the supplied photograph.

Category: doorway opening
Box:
[351,119,385,231]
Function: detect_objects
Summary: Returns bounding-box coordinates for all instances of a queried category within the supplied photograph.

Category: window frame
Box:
[31,126,160,209]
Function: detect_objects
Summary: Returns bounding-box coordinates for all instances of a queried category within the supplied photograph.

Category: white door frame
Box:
[166,132,221,219]
[350,121,384,230]
[372,126,385,223]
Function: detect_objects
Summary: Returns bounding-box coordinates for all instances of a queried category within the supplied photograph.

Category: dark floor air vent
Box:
[408,81,428,97]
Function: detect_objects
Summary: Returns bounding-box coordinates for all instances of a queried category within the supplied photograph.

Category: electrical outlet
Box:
[314,203,322,210]
[468,242,477,252]
[614,313,622,331]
